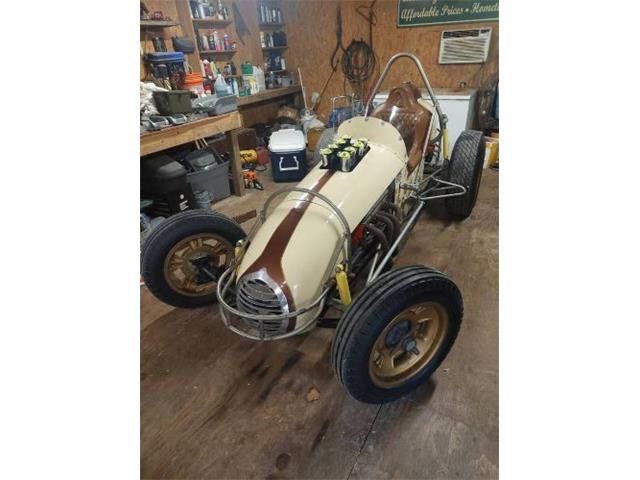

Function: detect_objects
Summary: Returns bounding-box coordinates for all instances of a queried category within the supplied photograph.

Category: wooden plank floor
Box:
[141,169,499,479]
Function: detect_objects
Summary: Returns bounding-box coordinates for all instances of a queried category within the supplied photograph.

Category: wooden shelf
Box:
[192,18,232,27]
[262,46,287,52]
[140,20,179,28]
[259,23,285,28]
[140,112,241,156]
[237,85,301,107]
[200,49,237,56]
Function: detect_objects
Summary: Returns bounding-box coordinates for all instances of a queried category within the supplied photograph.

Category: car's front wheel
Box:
[141,210,245,308]
[331,266,463,403]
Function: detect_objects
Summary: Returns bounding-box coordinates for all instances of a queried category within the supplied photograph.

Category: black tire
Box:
[311,127,336,166]
[331,266,463,404]
[141,210,245,308]
[445,130,485,219]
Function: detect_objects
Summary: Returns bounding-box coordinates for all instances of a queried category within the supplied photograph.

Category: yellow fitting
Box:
[234,240,245,269]
[335,265,352,305]
[442,128,450,160]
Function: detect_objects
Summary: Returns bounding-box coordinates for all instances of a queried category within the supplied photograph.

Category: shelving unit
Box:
[140,20,180,28]
[236,85,301,107]
[192,18,232,27]
[258,0,288,80]
[166,0,296,111]
[199,49,237,56]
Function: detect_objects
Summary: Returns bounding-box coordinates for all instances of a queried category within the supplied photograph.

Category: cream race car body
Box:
[235,117,411,330]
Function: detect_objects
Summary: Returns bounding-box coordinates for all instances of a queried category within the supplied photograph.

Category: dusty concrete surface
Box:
[141,167,498,479]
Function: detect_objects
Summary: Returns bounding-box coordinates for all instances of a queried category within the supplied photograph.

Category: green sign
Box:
[397,0,499,27]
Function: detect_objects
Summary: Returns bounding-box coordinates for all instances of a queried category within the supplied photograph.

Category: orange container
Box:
[183,73,204,96]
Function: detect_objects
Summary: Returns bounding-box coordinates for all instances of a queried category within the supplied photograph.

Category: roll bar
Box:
[364,52,447,130]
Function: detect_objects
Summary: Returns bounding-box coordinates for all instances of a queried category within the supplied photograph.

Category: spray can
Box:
[319,148,333,168]
[223,33,230,50]
[352,140,366,158]
[327,144,339,169]
[345,146,357,160]
[212,30,219,50]
[357,138,369,156]
[338,151,352,172]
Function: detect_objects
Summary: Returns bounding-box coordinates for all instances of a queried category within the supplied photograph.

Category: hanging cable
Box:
[330,6,346,72]
[341,1,377,100]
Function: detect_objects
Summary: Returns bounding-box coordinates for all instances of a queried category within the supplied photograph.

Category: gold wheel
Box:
[162,233,232,297]
[368,301,449,389]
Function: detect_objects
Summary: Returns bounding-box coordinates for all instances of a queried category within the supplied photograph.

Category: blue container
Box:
[269,129,307,182]
[146,52,185,64]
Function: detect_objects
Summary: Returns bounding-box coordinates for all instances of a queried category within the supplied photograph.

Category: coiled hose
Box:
[341,39,376,98]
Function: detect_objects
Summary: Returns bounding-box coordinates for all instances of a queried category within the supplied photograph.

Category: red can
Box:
[256,146,270,166]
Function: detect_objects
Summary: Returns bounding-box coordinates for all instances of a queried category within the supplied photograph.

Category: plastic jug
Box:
[254,66,266,92]
[214,75,228,97]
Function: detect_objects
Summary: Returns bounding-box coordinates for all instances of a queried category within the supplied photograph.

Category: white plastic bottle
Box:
[254,66,266,92]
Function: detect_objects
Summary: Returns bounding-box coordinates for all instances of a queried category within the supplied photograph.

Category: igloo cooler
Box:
[268,129,307,182]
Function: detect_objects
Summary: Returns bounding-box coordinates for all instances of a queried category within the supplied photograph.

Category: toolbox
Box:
[268,129,307,182]
[145,51,185,64]
[153,90,193,115]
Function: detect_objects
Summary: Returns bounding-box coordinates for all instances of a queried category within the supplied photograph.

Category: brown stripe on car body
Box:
[242,171,335,329]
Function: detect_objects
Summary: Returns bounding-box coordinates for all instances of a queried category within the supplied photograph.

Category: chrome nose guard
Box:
[216,186,351,341]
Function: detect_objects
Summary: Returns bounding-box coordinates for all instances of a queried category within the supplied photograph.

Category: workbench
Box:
[140,111,246,196]
[139,87,303,198]
[236,85,302,127]
[237,85,301,107]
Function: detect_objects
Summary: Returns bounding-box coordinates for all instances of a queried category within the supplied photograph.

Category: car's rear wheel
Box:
[141,210,245,308]
[331,266,463,403]
[446,130,485,219]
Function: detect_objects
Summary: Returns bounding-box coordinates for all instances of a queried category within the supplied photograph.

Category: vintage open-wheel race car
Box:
[141,53,485,403]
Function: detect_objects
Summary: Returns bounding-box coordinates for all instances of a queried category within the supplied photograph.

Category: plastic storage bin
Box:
[269,129,307,182]
[185,150,231,202]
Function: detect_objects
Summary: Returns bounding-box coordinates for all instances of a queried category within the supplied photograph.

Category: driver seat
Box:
[371,82,432,173]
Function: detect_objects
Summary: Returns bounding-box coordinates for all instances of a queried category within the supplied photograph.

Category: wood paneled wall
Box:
[282,0,498,119]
